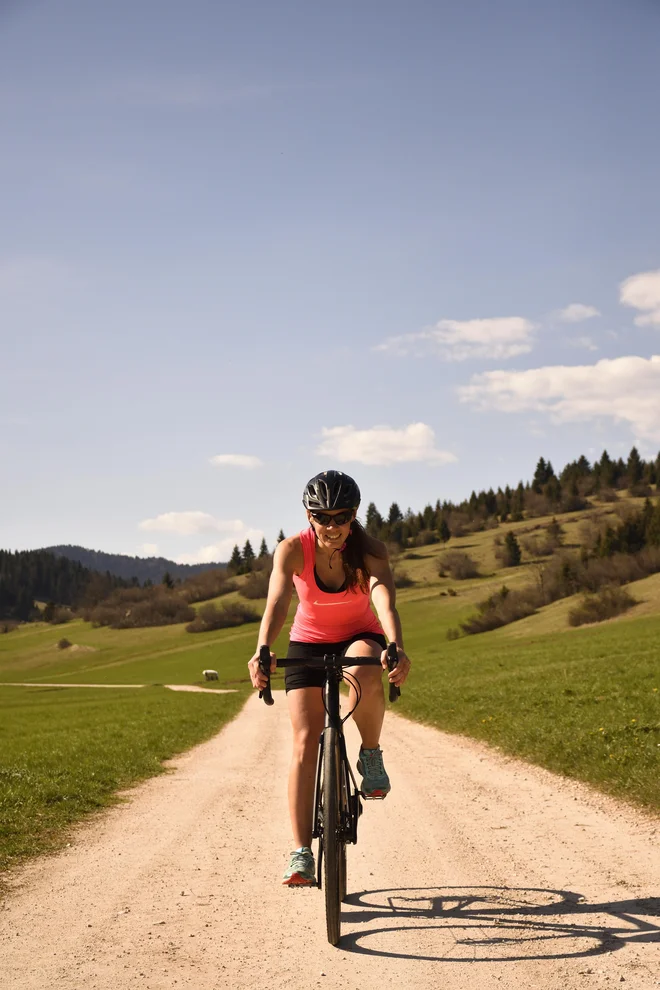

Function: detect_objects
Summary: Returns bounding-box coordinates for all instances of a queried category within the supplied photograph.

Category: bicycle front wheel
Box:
[322,725,344,946]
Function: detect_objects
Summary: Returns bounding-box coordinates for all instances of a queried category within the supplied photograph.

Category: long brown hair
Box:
[341,519,386,594]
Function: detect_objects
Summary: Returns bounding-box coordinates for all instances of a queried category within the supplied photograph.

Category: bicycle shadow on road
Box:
[340,885,660,963]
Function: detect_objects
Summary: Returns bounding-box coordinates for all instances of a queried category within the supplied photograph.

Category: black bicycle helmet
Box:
[302,470,361,511]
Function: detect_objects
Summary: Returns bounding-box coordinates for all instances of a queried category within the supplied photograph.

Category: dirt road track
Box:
[1,693,659,989]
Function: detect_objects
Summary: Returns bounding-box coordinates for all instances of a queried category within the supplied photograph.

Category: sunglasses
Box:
[309,509,354,527]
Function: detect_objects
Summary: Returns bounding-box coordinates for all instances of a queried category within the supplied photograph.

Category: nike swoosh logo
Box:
[312,600,350,606]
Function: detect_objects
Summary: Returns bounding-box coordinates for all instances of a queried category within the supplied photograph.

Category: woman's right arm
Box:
[248,538,298,690]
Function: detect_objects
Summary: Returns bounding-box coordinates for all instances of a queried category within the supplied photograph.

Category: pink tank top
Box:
[289,528,384,644]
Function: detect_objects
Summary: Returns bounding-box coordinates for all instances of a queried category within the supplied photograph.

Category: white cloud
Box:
[138,512,247,536]
[137,543,159,557]
[209,454,263,469]
[557,303,600,323]
[459,355,660,442]
[175,529,264,565]
[620,269,660,328]
[375,317,536,361]
[316,423,457,467]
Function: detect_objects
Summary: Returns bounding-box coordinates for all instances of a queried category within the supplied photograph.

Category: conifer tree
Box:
[627,446,643,486]
[532,458,549,493]
[504,531,522,567]
[276,529,286,544]
[162,571,174,590]
[228,545,242,572]
[387,502,403,525]
[439,518,451,543]
[242,540,255,569]
[258,538,269,558]
[365,502,383,537]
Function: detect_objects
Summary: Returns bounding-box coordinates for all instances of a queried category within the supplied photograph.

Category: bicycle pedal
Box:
[360,790,388,801]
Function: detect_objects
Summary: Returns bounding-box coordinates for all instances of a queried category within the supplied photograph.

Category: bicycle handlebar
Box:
[258,645,275,706]
[257,642,402,705]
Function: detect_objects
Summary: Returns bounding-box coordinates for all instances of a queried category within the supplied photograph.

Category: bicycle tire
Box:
[322,725,343,945]
[339,761,348,903]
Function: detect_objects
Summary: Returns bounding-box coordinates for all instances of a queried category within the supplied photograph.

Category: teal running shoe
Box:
[282,846,316,886]
[357,745,391,799]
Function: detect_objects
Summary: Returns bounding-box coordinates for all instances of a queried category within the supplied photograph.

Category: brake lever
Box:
[258,645,274,706]
[386,642,401,703]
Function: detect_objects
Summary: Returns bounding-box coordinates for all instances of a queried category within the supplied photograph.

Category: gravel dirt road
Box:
[2,693,658,989]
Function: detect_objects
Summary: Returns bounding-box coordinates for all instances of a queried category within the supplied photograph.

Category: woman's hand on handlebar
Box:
[248,649,276,690]
[380,647,411,687]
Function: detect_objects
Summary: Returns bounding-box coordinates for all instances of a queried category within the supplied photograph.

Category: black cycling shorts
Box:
[285,631,387,692]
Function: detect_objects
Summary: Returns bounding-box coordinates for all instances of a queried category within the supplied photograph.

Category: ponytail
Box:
[341,519,385,593]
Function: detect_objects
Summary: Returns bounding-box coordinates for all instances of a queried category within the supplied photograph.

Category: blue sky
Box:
[2,0,660,563]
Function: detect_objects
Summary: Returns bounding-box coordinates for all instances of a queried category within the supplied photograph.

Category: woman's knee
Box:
[291,725,321,763]
[348,667,384,700]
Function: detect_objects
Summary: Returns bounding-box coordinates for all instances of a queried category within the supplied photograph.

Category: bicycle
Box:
[258,642,401,946]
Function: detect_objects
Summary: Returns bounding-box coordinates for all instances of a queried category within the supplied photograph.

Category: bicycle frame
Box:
[311,660,363,859]
[258,644,400,944]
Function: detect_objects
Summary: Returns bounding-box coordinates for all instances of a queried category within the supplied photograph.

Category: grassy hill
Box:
[1,492,659,881]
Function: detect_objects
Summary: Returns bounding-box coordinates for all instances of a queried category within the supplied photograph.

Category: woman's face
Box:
[307,508,355,552]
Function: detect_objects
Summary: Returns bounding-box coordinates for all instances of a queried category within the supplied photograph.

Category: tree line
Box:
[0,549,129,622]
[363,446,660,547]
[226,534,284,574]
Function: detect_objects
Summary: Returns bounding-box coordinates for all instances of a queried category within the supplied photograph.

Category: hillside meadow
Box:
[1,496,659,881]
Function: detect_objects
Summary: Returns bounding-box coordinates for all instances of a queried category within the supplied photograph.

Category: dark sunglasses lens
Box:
[313,510,351,525]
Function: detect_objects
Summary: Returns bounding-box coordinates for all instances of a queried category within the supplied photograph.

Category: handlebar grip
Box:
[386,642,401,703]
[258,645,274,706]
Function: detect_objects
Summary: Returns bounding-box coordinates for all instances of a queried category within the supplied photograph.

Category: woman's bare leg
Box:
[343,639,385,749]
[286,686,325,848]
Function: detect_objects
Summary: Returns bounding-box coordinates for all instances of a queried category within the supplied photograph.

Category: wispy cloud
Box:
[375,317,536,361]
[209,454,263,469]
[620,269,660,328]
[138,512,248,536]
[556,303,600,323]
[137,543,159,557]
[566,336,598,351]
[459,355,660,442]
[175,530,264,565]
[316,423,457,467]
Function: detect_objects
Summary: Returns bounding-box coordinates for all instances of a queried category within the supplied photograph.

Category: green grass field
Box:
[1,496,659,883]
[0,686,246,877]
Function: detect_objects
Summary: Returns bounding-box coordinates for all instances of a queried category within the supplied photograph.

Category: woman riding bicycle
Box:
[248,470,411,885]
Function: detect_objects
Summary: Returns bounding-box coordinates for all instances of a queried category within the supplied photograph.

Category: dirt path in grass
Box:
[1,683,237,693]
[1,695,658,990]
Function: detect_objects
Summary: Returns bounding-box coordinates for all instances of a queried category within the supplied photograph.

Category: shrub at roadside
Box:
[494,531,522,568]
[392,568,415,589]
[412,529,439,547]
[459,585,540,635]
[83,587,195,629]
[568,585,638,627]
[43,601,73,624]
[458,544,660,637]
[239,569,271,600]
[186,601,260,633]
[538,547,660,603]
[179,569,237,604]
[438,551,479,580]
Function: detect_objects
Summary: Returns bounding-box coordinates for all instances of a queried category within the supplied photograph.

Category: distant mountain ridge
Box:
[44,545,225,583]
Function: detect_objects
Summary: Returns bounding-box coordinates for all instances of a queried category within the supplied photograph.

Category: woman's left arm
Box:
[369,552,411,687]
